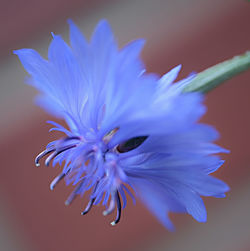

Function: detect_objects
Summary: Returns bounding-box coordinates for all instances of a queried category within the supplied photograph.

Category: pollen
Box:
[103,127,119,143]
[85,159,90,166]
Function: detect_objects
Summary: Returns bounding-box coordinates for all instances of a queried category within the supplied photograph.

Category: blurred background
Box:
[0,0,250,250]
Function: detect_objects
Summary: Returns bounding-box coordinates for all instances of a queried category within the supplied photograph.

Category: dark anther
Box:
[45,144,77,166]
[35,136,80,167]
[62,136,81,142]
[81,197,95,215]
[35,148,55,167]
[117,136,148,153]
[81,181,99,215]
[110,191,121,226]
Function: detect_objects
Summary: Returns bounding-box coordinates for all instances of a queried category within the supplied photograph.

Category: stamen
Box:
[65,180,84,206]
[35,148,55,167]
[35,136,80,167]
[45,144,77,166]
[110,191,121,226]
[62,136,81,142]
[50,172,66,190]
[81,181,99,215]
[102,198,115,216]
[81,197,95,215]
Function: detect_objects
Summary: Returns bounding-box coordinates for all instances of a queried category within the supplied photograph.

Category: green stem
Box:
[183,51,250,93]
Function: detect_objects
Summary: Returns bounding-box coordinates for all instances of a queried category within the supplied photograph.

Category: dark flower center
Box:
[117,136,148,153]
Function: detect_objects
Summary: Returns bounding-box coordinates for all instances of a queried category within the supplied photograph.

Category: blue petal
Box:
[91,19,115,46]
[35,94,63,117]
[109,93,206,147]
[182,190,207,222]
[68,19,91,90]
[14,49,51,92]
[158,64,182,91]
[131,178,177,230]
[191,175,230,197]
[68,19,89,60]
[129,124,225,156]
[159,167,229,197]
[160,181,207,222]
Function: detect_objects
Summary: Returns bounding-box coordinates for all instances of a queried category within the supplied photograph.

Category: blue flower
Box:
[14,19,229,229]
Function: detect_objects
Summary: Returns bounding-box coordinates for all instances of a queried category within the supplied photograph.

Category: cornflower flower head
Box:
[14,20,229,230]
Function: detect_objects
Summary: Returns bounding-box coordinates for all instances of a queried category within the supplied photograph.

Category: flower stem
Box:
[183,51,250,93]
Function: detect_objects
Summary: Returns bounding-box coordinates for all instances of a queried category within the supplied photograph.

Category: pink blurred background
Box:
[0,0,250,250]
